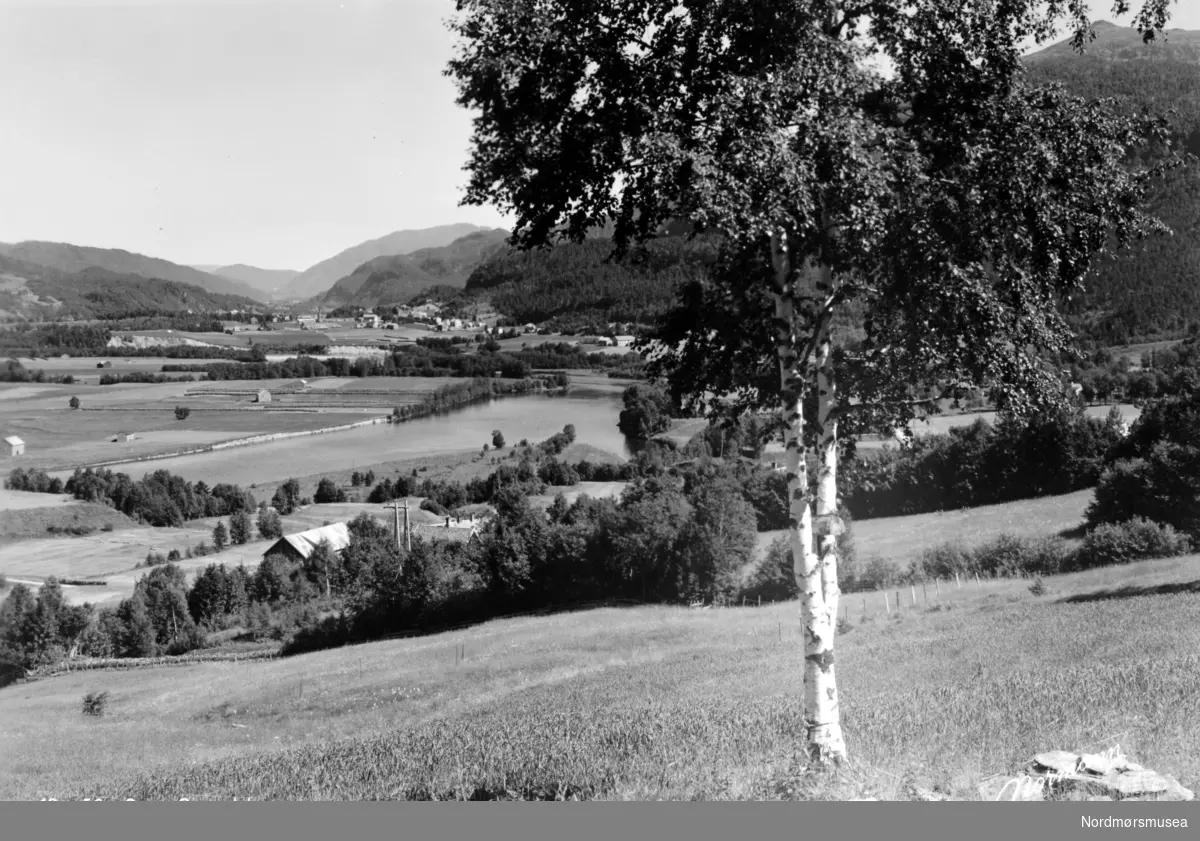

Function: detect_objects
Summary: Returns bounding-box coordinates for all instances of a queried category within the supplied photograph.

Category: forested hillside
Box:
[406,228,510,284]
[0,253,264,322]
[315,255,443,309]
[464,234,721,329]
[1025,21,1200,344]
[0,240,263,301]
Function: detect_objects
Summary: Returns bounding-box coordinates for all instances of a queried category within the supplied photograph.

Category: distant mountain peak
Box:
[283,223,495,300]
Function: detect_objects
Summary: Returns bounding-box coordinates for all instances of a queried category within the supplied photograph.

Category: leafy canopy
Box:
[448,0,1180,430]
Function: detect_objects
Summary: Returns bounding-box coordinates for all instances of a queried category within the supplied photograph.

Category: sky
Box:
[1,0,1198,272]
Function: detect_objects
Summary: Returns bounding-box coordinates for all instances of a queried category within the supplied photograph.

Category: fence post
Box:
[975,572,981,589]
[910,585,916,606]
[896,590,902,613]
[922,581,928,602]
[955,572,961,589]
[884,591,890,614]
[862,594,867,617]
[935,578,941,597]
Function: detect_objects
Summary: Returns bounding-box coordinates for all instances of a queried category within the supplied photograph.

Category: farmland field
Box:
[2,551,1199,800]
[756,489,1094,565]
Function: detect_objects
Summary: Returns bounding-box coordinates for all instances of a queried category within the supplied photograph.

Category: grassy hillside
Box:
[3,553,1199,800]
[0,253,265,321]
[3,241,264,302]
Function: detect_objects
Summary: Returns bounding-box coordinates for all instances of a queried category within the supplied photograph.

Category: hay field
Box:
[0,374,474,473]
[755,489,1095,565]
[2,552,1199,800]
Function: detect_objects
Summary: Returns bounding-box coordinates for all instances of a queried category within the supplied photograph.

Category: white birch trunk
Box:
[811,298,846,763]
[770,234,845,765]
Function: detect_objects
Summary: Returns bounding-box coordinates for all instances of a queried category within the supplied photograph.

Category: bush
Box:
[174,406,191,420]
[492,430,506,449]
[1075,517,1192,571]
[82,691,110,717]
[420,498,447,516]
[69,395,80,410]
[910,534,1074,580]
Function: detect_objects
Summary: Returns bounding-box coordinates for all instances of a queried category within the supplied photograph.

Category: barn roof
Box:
[4,436,25,446]
[264,522,351,560]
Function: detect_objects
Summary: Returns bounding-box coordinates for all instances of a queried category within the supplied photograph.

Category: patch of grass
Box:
[1,554,1198,801]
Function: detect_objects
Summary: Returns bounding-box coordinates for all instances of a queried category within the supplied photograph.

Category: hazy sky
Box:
[1,0,1197,271]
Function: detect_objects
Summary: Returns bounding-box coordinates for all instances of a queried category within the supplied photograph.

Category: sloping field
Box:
[2,554,1198,800]
[756,489,1094,565]
[0,501,451,605]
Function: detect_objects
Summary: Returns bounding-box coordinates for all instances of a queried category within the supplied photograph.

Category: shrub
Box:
[69,395,80,410]
[972,535,1074,579]
[911,534,1073,581]
[492,430,506,449]
[1075,517,1192,571]
[82,691,110,717]
[174,406,191,420]
[420,498,447,516]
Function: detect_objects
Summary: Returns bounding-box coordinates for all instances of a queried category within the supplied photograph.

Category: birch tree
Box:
[447,0,1180,765]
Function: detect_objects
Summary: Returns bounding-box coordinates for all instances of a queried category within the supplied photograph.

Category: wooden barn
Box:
[4,435,25,457]
[262,522,351,564]
[255,389,272,403]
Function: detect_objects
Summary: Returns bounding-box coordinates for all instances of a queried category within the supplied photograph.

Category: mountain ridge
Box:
[0,252,264,322]
[3,240,265,302]
[283,223,491,300]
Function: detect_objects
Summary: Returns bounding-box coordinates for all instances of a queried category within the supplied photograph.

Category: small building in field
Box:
[262,522,351,564]
[116,432,135,443]
[524,323,538,333]
[614,335,636,347]
[4,435,25,457]
[255,389,272,403]
[96,361,112,369]
[411,517,481,546]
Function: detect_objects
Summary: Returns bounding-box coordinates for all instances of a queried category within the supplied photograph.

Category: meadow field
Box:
[1,551,1198,801]
[757,489,1095,565]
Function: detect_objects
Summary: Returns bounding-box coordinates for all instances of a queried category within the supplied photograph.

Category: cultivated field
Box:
[2,552,1198,801]
[0,375,487,474]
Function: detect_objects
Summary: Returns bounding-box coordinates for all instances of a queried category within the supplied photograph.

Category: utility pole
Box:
[381,497,411,553]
